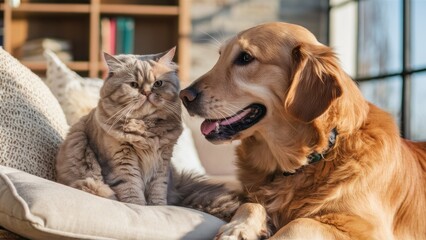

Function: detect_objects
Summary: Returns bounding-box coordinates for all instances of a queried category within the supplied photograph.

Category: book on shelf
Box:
[115,17,125,54]
[122,17,134,54]
[19,38,73,62]
[100,17,116,55]
[110,18,117,55]
[100,17,134,55]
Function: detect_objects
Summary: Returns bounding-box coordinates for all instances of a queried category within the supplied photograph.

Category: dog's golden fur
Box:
[182,22,426,239]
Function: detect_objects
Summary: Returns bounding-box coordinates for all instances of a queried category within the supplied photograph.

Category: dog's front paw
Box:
[215,220,269,240]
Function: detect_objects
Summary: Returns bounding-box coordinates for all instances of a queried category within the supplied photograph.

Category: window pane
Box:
[279,0,329,44]
[411,72,426,140]
[358,0,402,77]
[358,77,402,126]
[330,1,357,76]
[412,0,426,69]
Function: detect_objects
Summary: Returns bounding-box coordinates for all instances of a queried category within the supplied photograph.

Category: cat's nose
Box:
[179,87,199,107]
[141,89,151,96]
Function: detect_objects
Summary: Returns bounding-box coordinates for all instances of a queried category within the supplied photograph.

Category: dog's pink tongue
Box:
[201,109,251,135]
[201,120,218,135]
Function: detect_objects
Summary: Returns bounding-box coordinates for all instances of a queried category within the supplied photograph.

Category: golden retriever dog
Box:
[180,22,426,239]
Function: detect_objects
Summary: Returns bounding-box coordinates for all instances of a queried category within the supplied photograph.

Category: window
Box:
[330,0,426,140]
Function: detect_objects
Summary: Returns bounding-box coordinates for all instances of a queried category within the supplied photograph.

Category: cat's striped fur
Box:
[56,48,182,205]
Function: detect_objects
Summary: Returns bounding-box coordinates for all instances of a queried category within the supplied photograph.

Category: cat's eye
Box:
[108,72,114,78]
[234,51,254,66]
[129,82,139,88]
[153,80,163,88]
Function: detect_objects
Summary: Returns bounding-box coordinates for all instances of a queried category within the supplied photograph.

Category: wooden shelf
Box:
[1,0,190,81]
[11,3,91,13]
[22,61,90,72]
[100,4,179,16]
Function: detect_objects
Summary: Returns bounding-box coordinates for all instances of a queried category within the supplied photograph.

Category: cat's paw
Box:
[72,178,116,200]
[123,119,146,135]
[148,198,167,206]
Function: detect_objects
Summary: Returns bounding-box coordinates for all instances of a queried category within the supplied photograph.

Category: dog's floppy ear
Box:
[284,44,343,123]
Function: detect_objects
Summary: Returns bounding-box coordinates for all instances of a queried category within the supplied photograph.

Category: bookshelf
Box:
[0,0,191,83]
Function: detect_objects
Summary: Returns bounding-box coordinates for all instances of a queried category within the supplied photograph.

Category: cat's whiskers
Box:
[104,98,139,124]
[124,101,139,123]
[163,99,181,112]
[107,101,139,133]
[164,104,182,122]
[106,105,133,133]
[162,101,182,122]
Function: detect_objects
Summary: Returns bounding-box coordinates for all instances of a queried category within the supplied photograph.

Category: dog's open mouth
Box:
[200,104,266,141]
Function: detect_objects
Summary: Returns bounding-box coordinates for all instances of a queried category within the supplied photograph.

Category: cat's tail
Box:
[168,169,243,222]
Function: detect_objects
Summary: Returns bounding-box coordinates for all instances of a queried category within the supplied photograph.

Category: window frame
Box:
[329,0,426,139]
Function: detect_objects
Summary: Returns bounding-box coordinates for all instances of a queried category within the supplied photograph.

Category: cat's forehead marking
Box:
[134,60,155,83]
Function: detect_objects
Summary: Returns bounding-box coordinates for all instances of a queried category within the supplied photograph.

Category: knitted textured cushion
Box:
[0,48,68,181]
[44,50,103,125]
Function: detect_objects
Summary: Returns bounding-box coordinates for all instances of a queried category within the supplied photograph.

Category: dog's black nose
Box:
[180,87,199,107]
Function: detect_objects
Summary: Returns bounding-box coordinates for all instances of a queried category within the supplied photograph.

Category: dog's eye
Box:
[234,52,254,66]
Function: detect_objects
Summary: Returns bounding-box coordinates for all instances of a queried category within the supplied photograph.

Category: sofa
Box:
[0,48,236,239]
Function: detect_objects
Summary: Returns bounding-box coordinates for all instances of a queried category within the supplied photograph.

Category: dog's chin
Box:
[200,104,267,143]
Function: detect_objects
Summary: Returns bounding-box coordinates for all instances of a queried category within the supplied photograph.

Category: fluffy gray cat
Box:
[56,47,242,222]
[56,48,182,205]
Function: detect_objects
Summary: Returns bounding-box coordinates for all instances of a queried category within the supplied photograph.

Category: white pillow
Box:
[0,47,68,180]
[172,121,206,175]
[0,166,224,240]
[44,50,206,175]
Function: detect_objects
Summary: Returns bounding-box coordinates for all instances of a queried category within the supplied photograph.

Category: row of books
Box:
[12,16,134,62]
[101,17,135,55]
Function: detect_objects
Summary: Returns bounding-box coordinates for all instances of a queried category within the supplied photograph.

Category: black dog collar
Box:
[283,128,338,176]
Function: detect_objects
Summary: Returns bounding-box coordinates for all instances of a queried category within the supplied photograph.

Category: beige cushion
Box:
[0,47,68,181]
[0,166,224,240]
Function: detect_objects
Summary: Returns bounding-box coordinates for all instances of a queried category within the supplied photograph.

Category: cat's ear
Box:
[157,47,176,65]
[103,52,121,70]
